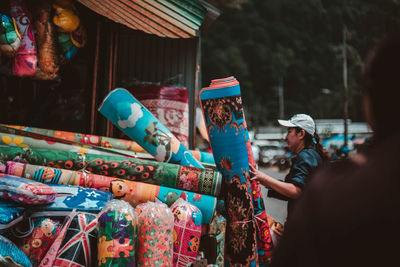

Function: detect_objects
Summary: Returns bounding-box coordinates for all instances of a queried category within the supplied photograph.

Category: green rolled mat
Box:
[0,146,222,197]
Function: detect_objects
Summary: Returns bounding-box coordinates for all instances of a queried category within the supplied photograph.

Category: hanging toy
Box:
[57,32,77,59]
[10,0,38,77]
[70,24,86,48]
[52,4,79,32]
[53,0,86,61]
[0,14,21,56]
[34,0,59,80]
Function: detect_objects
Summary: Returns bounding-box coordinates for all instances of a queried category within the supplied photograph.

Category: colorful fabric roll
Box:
[1,161,217,223]
[39,184,113,213]
[52,212,97,266]
[2,124,216,165]
[0,14,21,56]
[0,234,32,267]
[171,198,202,267]
[97,200,136,267]
[208,213,227,266]
[37,210,75,267]
[0,146,222,196]
[136,202,173,267]
[200,77,258,266]
[21,217,61,266]
[0,131,129,157]
[0,175,56,205]
[2,124,147,154]
[99,88,203,168]
[129,84,189,148]
[10,0,38,76]
[206,77,273,265]
[0,199,24,226]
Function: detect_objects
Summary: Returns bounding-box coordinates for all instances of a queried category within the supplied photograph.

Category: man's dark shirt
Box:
[268,148,322,217]
[271,133,400,267]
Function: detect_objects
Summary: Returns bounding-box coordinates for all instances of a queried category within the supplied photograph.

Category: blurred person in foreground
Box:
[250,114,330,222]
[270,35,400,267]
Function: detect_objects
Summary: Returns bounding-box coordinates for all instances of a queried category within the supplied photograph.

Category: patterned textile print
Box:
[141,99,189,148]
[21,217,61,266]
[201,96,243,134]
[246,134,273,265]
[0,147,221,196]
[171,199,202,267]
[177,166,215,196]
[136,203,174,266]
[224,176,257,265]
[201,96,257,266]
[209,213,226,267]
[54,212,98,267]
[46,158,219,196]
[97,210,136,266]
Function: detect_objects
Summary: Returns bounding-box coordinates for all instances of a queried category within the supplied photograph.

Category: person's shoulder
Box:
[296,148,321,164]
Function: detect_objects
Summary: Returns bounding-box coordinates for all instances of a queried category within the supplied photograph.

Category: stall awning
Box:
[77,0,219,38]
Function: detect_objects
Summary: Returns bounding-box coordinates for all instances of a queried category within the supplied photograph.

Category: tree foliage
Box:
[201,0,400,127]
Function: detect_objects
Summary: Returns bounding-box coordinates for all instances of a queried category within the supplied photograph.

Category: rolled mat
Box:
[98,88,203,168]
[171,198,202,267]
[0,146,222,196]
[97,200,136,267]
[1,124,215,165]
[1,161,216,224]
[0,129,144,158]
[136,202,173,267]
[200,77,273,266]
[209,78,273,265]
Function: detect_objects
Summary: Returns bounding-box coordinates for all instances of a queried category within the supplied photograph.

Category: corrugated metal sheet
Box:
[77,0,207,38]
[115,29,199,146]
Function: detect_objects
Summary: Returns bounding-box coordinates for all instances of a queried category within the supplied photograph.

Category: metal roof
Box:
[77,0,219,38]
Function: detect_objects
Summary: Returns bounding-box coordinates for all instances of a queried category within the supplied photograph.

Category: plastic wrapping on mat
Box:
[0,175,56,204]
[97,199,136,266]
[20,217,61,266]
[136,202,173,266]
[171,198,202,267]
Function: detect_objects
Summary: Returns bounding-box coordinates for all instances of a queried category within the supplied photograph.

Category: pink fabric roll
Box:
[10,0,37,76]
[171,198,202,267]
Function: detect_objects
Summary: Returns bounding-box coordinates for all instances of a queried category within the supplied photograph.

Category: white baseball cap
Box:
[278,114,315,136]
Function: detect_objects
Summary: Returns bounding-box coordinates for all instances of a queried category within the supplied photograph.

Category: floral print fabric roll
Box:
[136,202,174,266]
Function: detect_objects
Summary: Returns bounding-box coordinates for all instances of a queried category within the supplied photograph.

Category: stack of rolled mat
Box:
[200,76,273,266]
[0,146,222,196]
[1,124,215,165]
[0,126,145,158]
[0,161,217,224]
[99,88,204,168]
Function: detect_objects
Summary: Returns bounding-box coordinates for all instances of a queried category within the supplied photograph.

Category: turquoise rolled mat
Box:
[99,88,204,168]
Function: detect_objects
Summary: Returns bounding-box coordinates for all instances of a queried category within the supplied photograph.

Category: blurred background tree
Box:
[201,0,400,128]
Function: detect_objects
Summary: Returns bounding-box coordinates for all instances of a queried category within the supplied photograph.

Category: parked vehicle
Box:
[258,144,286,167]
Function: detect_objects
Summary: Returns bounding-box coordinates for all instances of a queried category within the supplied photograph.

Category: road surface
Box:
[259,167,288,224]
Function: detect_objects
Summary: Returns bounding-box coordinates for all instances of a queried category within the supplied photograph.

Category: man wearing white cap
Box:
[250,114,329,220]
